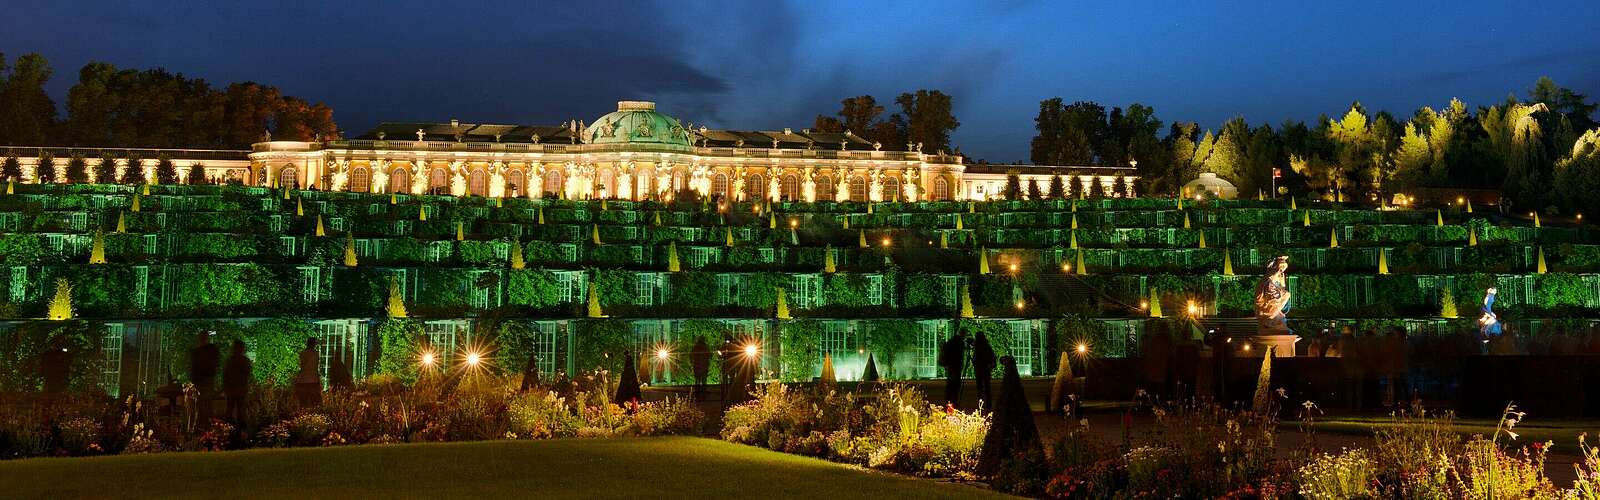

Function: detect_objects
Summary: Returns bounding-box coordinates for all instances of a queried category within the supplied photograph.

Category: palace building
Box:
[248,101,1139,201]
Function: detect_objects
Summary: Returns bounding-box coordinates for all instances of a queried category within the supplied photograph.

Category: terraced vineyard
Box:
[0,183,1593,396]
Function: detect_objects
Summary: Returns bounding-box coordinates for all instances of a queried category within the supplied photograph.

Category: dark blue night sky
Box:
[4,0,1597,161]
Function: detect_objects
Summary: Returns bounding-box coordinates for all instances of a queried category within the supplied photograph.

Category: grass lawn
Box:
[0,436,1012,499]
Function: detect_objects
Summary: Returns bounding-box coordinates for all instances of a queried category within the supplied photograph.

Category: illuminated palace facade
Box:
[250,101,1138,201]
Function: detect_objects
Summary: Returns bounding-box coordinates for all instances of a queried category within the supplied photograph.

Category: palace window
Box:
[389,168,409,193]
[544,171,564,196]
[672,170,687,192]
[933,177,950,201]
[713,173,730,198]
[883,177,901,201]
[507,169,525,197]
[468,169,488,196]
[597,168,616,198]
[278,167,298,189]
[816,176,834,200]
[747,173,765,200]
[350,167,371,193]
[429,168,448,193]
[781,174,799,201]
[849,175,867,202]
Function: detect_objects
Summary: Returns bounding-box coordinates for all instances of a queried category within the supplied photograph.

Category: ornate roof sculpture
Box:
[584,101,691,146]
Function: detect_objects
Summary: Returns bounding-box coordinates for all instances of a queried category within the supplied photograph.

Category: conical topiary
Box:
[601,199,608,211]
[315,215,326,237]
[1534,212,1542,228]
[385,277,407,318]
[1436,209,1444,227]
[1182,211,1191,229]
[456,221,465,241]
[88,230,107,265]
[1440,287,1458,318]
[1377,248,1389,275]
[1250,345,1275,414]
[1072,213,1079,230]
[1198,230,1207,249]
[1075,248,1087,275]
[775,287,791,320]
[857,229,867,248]
[115,212,126,233]
[1466,199,1473,213]
[1176,196,1183,210]
[1290,197,1297,210]
[1468,227,1477,247]
[510,242,526,270]
[1049,351,1073,415]
[978,247,990,274]
[131,194,141,212]
[495,197,503,208]
[977,356,1041,477]
[1222,249,1234,276]
[653,211,662,226]
[47,278,73,320]
[537,206,545,225]
[824,245,836,273]
[768,212,776,229]
[343,233,358,267]
[586,282,603,318]
[143,183,151,195]
[667,241,681,272]
[1149,288,1163,318]
[861,353,880,382]
[820,353,835,385]
[842,216,850,229]
[968,201,976,213]
[390,193,397,205]
[418,205,427,221]
[1070,229,1078,249]
[282,185,289,199]
[614,352,641,405]
[593,225,603,245]
[960,284,975,318]
[940,232,949,249]
[955,214,964,230]
[5,180,11,194]
[1537,247,1548,274]
[1329,228,1339,248]
[296,197,304,217]
[1302,210,1311,227]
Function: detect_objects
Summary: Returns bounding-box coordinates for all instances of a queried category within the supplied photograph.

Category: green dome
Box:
[585,101,690,146]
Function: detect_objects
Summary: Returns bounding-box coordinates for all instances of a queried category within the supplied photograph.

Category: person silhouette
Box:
[938,331,968,407]
[293,337,322,408]
[328,349,354,392]
[40,334,73,399]
[222,340,252,425]
[971,331,997,409]
[690,337,712,401]
[189,332,220,424]
[520,352,542,393]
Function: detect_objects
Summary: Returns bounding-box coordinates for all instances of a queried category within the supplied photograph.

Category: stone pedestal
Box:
[1235,334,1297,357]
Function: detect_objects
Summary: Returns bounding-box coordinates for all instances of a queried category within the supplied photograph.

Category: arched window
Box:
[672,170,687,192]
[255,167,268,186]
[279,167,298,189]
[747,173,765,200]
[781,174,799,201]
[350,167,371,193]
[883,176,901,202]
[507,169,525,197]
[469,169,488,197]
[597,168,616,199]
[849,175,867,202]
[712,173,730,198]
[544,170,564,196]
[389,168,410,194]
[933,176,950,201]
[815,175,834,201]
[429,168,448,194]
[636,166,656,199]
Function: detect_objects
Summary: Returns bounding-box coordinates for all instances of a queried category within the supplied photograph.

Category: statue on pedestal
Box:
[1255,255,1292,335]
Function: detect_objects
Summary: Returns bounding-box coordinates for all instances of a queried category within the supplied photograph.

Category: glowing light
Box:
[743,343,760,357]
[1242,343,1252,352]
[1456,196,1465,205]
[656,348,670,360]
[1186,300,1198,315]
[1075,343,1087,354]
[881,237,891,247]
[1061,263,1071,272]
[1008,263,1019,273]
[1014,300,1025,310]
[789,219,798,228]
[465,351,482,366]
[1139,300,1148,310]
[420,351,436,367]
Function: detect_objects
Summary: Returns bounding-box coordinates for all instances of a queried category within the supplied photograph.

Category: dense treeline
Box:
[812,91,961,154]
[1026,77,1600,216]
[0,52,337,149]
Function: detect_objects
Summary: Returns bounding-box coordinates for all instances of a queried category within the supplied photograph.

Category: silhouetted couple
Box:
[938,330,997,410]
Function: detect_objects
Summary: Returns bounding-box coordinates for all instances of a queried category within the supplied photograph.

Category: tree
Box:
[1046,174,1064,199]
[1164,122,1201,190]
[155,155,178,185]
[1003,172,1022,200]
[895,90,959,153]
[35,152,56,183]
[93,154,117,184]
[119,155,142,184]
[0,155,20,181]
[1528,76,1597,132]
[1027,178,1043,200]
[0,53,57,146]
[65,155,88,183]
[187,162,206,185]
